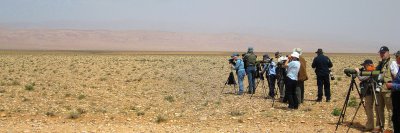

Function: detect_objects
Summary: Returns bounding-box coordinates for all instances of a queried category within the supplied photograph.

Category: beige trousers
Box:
[376,92,393,129]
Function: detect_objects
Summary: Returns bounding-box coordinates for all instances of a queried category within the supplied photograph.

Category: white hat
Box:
[291,52,300,58]
[293,48,303,55]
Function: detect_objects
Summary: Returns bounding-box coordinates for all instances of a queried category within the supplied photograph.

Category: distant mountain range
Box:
[0,28,385,53]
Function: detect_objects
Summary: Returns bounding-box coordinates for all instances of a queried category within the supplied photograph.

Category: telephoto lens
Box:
[359,71,381,77]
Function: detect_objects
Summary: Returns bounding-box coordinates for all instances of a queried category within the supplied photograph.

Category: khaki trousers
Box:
[376,91,393,129]
[364,95,377,129]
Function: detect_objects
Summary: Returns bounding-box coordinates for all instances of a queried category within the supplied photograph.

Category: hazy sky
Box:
[0,0,399,51]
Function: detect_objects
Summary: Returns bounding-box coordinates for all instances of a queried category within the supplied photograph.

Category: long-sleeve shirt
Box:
[312,54,333,77]
[234,59,245,71]
[390,61,399,78]
[263,62,276,76]
[392,66,400,91]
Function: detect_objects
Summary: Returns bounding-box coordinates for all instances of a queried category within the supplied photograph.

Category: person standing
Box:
[232,53,246,95]
[293,48,308,103]
[284,52,301,109]
[312,48,333,102]
[375,46,396,132]
[243,47,257,94]
[262,54,277,98]
[275,52,288,102]
[386,50,400,133]
[355,59,378,132]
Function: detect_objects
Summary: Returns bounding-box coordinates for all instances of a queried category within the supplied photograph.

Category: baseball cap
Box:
[315,48,323,54]
[378,46,389,53]
[275,51,281,56]
[248,47,254,53]
[231,53,239,57]
[360,59,373,66]
[395,50,400,57]
[263,54,270,59]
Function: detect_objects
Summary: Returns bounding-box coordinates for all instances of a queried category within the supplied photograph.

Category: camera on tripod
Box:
[343,68,383,92]
[228,58,236,65]
[343,68,381,77]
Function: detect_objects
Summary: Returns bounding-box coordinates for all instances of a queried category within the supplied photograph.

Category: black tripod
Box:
[335,74,366,131]
[221,69,237,94]
[250,76,268,99]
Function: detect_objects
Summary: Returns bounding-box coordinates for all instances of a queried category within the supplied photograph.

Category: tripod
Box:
[345,78,383,132]
[250,77,268,99]
[271,77,280,107]
[221,69,237,94]
[335,74,367,131]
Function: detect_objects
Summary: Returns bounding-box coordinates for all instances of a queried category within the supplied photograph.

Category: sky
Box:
[0,0,399,52]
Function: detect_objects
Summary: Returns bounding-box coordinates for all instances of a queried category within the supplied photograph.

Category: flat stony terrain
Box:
[0,51,389,132]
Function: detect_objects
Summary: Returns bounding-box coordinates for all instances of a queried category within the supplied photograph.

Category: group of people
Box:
[230,46,400,132]
[354,46,400,132]
[230,47,333,110]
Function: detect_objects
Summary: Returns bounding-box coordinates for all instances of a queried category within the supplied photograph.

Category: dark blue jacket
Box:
[312,54,333,77]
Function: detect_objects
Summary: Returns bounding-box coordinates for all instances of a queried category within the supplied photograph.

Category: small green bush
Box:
[230,110,245,116]
[11,80,20,86]
[45,112,55,117]
[332,107,342,116]
[164,95,175,102]
[155,115,167,123]
[348,96,358,107]
[136,111,145,116]
[78,94,86,100]
[24,84,34,91]
[67,110,81,119]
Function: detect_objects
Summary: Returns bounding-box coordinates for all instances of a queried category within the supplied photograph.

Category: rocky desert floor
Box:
[0,51,391,132]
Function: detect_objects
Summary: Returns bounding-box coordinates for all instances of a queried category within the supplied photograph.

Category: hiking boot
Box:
[383,129,393,133]
[316,98,322,102]
[326,99,331,102]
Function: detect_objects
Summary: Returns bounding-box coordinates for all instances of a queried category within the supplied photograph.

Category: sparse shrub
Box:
[77,108,86,114]
[337,77,342,81]
[67,110,81,119]
[130,106,137,111]
[65,93,71,97]
[45,111,55,117]
[348,96,358,107]
[230,110,245,116]
[238,119,244,123]
[164,95,175,102]
[100,77,107,81]
[78,94,86,100]
[155,115,167,123]
[332,107,342,116]
[24,83,34,91]
[202,101,209,106]
[11,80,20,86]
[136,111,145,116]
[215,101,221,106]
[22,97,30,102]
